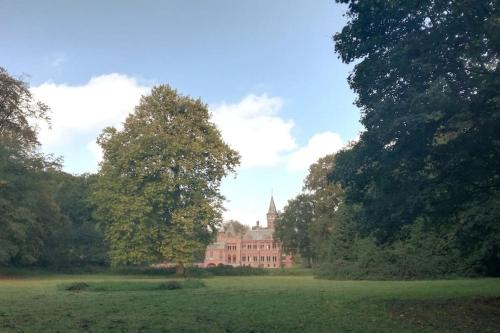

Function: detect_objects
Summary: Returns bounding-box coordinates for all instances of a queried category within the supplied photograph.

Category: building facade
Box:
[203,196,293,268]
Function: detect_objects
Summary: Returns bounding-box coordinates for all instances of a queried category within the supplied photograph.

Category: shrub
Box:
[158,281,182,290]
[65,282,90,291]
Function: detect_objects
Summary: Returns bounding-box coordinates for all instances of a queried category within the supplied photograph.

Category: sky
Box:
[0,0,362,226]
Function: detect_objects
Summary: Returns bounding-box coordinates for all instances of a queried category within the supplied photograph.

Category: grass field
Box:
[0,274,499,332]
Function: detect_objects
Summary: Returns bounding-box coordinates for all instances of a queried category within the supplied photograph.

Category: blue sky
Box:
[0,0,362,225]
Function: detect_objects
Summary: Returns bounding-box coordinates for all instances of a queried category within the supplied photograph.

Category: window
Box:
[253,256,258,262]
[260,256,264,262]
[233,255,236,262]
[228,255,231,263]
[253,244,257,250]
[242,244,246,250]
[260,244,264,249]
[266,244,270,250]
[242,256,246,262]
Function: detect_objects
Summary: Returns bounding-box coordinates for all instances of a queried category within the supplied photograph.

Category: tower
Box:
[266,195,278,229]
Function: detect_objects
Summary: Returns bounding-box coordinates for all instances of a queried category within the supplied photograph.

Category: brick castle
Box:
[203,196,293,268]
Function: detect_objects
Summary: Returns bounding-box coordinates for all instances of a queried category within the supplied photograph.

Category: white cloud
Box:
[31,74,346,178]
[287,132,344,172]
[210,94,296,168]
[32,73,149,146]
[50,54,66,67]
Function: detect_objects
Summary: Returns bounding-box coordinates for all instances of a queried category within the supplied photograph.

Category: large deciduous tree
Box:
[275,194,315,267]
[275,154,343,267]
[0,66,65,266]
[92,85,240,271]
[331,1,500,275]
[304,154,343,261]
[0,67,49,147]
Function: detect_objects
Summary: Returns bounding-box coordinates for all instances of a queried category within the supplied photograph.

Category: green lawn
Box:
[0,274,499,332]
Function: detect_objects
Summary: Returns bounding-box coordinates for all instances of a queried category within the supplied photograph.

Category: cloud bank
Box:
[210,94,296,169]
[32,74,149,166]
[32,73,345,174]
[287,132,344,172]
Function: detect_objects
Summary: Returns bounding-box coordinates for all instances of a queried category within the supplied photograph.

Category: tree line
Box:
[2,0,498,278]
[275,0,500,278]
[0,68,239,271]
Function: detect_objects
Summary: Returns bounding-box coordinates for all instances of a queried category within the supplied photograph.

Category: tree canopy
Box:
[0,67,49,147]
[275,154,343,267]
[92,85,240,267]
[0,67,106,268]
[328,0,500,275]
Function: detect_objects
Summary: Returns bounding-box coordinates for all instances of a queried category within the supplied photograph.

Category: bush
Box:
[205,265,269,276]
[317,219,468,280]
[158,281,182,290]
[65,282,90,291]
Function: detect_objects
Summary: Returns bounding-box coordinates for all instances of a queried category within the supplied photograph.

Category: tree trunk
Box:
[176,262,185,277]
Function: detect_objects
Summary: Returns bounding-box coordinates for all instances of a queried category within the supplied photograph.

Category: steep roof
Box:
[267,196,278,215]
[242,228,274,241]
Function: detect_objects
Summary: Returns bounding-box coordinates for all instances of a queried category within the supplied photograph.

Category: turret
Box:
[266,196,278,229]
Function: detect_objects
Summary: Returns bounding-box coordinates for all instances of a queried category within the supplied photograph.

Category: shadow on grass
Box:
[60,279,205,292]
[387,297,500,333]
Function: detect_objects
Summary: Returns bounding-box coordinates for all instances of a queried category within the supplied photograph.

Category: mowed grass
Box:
[0,274,499,333]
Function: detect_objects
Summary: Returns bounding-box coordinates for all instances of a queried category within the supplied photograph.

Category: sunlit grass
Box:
[0,275,499,332]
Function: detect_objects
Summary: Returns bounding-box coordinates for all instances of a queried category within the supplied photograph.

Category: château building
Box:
[203,196,293,268]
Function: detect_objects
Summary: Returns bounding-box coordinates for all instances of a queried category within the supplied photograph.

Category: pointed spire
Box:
[267,195,277,215]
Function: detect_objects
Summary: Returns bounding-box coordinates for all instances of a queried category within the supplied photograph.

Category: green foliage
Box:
[0,67,106,269]
[328,0,500,276]
[0,66,50,147]
[65,282,90,291]
[275,194,315,267]
[158,280,182,290]
[0,67,61,266]
[92,85,240,266]
[40,172,107,267]
[0,135,64,267]
[61,279,205,292]
[304,154,343,261]
[320,208,467,280]
[275,154,343,267]
[221,220,249,235]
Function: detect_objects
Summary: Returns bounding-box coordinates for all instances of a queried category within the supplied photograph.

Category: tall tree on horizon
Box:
[0,66,65,267]
[331,0,500,275]
[92,85,240,272]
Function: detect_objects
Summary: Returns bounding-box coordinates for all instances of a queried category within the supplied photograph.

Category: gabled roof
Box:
[242,228,274,241]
